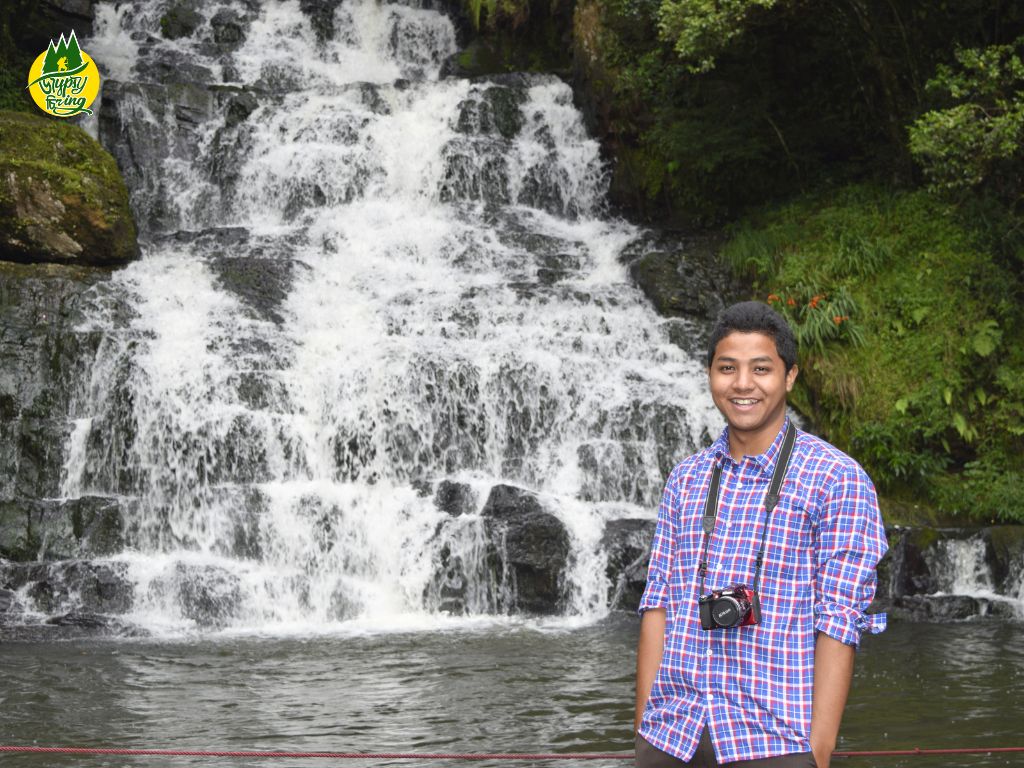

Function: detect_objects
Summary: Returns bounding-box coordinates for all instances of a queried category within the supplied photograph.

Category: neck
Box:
[727,417,786,461]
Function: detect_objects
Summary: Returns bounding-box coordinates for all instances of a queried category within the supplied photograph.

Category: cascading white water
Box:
[61,0,724,633]
[927,537,1024,618]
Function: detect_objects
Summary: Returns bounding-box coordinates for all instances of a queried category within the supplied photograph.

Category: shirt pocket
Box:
[763,496,813,584]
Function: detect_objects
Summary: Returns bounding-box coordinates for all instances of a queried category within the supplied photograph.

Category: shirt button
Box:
[706,650,713,657]
[707,693,714,701]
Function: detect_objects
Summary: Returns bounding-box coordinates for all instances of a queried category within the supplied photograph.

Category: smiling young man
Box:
[634,301,887,768]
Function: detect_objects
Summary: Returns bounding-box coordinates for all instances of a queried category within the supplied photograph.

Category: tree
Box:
[908,38,1024,204]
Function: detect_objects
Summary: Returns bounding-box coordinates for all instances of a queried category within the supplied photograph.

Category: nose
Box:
[734,366,755,391]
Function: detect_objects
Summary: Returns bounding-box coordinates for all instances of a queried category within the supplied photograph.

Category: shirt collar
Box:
[712,417,793,477]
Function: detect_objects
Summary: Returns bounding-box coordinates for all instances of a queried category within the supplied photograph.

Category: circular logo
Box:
[26,31,101,118]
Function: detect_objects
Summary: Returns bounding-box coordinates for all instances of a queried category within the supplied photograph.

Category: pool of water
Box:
[1,617,1021,768]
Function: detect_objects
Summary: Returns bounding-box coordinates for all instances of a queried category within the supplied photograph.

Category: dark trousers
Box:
[635,731,817,768]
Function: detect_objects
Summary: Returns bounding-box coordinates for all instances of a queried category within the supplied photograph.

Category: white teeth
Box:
[732,399,757,405]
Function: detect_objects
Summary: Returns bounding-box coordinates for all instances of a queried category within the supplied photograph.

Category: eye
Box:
[718,364,735,373]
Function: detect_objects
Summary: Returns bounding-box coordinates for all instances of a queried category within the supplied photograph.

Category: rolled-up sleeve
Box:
[813,465,888,647]
[638,466,681,613]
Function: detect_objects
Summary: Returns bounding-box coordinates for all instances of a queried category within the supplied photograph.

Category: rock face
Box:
[602,518,655,610]
[481,484,570,614]
[0,261,109,503]
[0,496,124,561]
[0,112,138,266]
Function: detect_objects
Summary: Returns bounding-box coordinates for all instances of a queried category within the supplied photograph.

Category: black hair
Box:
[706,301,798,372]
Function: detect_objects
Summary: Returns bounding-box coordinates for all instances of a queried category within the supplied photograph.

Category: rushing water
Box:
[18,0,730,633]
[2,620,1023,768]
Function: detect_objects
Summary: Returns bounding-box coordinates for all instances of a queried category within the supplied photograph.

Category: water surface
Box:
[2,619,1021,768]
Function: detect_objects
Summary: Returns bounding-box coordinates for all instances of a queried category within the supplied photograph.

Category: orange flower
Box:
[833,315,849,325]
[767,293,779,304]
[809,294,824,309]
[787,297,796,307]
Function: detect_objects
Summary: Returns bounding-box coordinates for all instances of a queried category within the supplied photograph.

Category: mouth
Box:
[730,398,760,408]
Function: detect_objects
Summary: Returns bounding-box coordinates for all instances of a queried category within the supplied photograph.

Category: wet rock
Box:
[135,45,216,87]
[984,526,1024,595]
[211,8,246,47]
[620,232,742,352]
[874,594,987,622]
[223,89,259,128]
[207,256,295,325]
[456,85,526,140]
[0,262,108,503]
[171,564,242,627]
[0,113,138,266]
[160,3,203,40]
[481,484,569,614]
[602,518,655,611]
[300,0,345,42]
[45,611,111,628]
[0,587,16,613]
[434,480,477,516]
[0,497,124,562]
[1,559,133,615]
[877,527,939,598]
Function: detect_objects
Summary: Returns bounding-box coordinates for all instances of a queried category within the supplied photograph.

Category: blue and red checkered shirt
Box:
[638,419,887,764]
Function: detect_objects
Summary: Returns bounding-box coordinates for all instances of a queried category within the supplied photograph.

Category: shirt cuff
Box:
[814,603,887,648]
[638,579,669,614]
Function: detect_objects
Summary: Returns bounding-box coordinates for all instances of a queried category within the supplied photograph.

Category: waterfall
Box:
[49,0,724,634]
[926,537,1024,619]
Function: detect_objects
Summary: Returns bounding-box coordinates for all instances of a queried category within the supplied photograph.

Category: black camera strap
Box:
[697,421,797,597]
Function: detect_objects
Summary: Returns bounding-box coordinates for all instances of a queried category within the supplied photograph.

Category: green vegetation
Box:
[574,1,1024,225]
[722,186,1024,522]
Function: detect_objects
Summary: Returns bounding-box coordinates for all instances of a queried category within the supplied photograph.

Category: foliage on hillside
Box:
[573,0,1024,225]
[722,186,1024,522]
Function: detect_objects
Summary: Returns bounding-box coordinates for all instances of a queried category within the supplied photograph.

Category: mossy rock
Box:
[0,111,138,266]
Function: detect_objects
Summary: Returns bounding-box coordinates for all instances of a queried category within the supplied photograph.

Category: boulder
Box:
[211,8,246,47]
[481,484,569,614]
[0,112,138,266]
[602,518,655,611]
[434,480,477,516]
[984,526,1024,595]
[160,3,203,40]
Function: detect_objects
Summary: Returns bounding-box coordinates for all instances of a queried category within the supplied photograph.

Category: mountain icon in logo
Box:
[41,31,87,77]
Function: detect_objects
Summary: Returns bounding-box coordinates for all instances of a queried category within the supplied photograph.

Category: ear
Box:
[785,364,799,392]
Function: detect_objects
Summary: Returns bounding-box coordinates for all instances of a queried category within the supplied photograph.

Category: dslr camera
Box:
[698,584,761,630]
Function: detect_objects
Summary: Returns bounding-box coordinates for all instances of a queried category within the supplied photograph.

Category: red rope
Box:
[3,745,1024,759]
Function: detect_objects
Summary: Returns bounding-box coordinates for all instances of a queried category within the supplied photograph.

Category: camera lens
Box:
[711,596,742,627]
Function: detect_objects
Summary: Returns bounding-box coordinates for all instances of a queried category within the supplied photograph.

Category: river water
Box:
[2,620,1022,768]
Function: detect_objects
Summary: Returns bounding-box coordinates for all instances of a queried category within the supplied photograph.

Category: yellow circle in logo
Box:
[27,46,101,118]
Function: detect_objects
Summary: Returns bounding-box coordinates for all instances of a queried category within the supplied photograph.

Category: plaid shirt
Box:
[638,420,887,764]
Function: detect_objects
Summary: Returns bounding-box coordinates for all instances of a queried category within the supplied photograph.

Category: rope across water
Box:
[3,745,1024,759]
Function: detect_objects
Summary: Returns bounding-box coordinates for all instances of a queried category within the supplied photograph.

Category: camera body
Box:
[698,584,761,630]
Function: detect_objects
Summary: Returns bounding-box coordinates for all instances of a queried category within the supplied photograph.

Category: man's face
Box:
[708,331,798,445]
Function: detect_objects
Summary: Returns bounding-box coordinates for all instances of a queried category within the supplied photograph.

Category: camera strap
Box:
[697,421,797,597]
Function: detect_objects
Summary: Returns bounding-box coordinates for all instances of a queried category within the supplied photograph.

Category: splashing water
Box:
[47,0,726,635]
